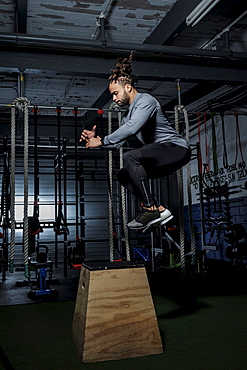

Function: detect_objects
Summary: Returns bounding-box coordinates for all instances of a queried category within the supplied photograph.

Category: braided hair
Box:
[109,51,137,86]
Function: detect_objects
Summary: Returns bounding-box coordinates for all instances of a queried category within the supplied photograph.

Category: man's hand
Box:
[80,125,96,142]
[86,136,102,148]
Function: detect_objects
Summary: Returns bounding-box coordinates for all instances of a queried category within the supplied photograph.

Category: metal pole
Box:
[197,141,206,266]
[54,158,58,268]
[63,138,68,278]
[33,106,39,254]
[0,103,246,116]
[176,79,182,106]
[55,107,62,267]
[74,108,79,239]
[0,103,126,112]
[2,136,9,281]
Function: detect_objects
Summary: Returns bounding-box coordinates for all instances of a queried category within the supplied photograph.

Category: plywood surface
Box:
[72,266,163,363]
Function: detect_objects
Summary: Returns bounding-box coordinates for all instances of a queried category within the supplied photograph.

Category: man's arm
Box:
[104,96,156,146]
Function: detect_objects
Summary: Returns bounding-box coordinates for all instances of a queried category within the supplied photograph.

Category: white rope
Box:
[175,105,186,277]
[118,111,131,261]
[108,110,114,262]
[22,97,30,278]
[175,105,196,275]
[11,97,30,277]
[183,107,196,267]
[9,97,30,277]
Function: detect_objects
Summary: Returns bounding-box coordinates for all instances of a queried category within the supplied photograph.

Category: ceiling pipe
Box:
[99,13,107,46]
[91,0,113,40]
[186,0,220,27]
[200,10,247,49]
[18,67,25,97]
[1,33,247,61]
[92,12,107,46]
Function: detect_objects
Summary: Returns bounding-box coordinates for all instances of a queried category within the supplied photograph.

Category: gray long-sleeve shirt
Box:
[103,93,189,149]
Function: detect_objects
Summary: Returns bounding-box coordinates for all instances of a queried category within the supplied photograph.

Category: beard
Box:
[116,90,129,106]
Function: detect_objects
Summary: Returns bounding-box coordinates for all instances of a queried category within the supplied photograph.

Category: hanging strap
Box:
[29,106,43,236]
[211,112,218,176]
[196,112,203,174]
[0,136,10,228]
[0,136,10,278]
[29,202,43,236]
[220,112,228,169]
[54,108,69,236]
[203,112,210,172]
[234,112,245,167]
[54,200,69,235]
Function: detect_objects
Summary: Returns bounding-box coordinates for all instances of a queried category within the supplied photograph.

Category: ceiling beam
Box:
[144,0,203,45]
[0,49,246,84]
[1,33,247,61]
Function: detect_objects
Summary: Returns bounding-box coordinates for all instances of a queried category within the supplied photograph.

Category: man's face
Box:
[109,81,130,106]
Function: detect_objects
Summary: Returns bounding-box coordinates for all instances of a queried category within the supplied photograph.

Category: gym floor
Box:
[0,267,80,307]
[1,260,247,370]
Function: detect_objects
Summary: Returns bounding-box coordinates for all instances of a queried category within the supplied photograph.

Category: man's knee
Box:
[122,151,132,162]
[123,149,140,167]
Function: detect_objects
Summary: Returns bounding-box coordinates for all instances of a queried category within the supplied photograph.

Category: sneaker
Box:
[142,208,174,233]
[159,208,174,226]
[127,209,161,230]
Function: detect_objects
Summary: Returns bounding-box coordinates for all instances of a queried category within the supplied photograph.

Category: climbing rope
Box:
[175,105,196,274]
[118,111,130,261]
[108,110,114,262]
[22,97,30,279]
[10,97,30,278]
[184,108,196,267]
[175,105,186,277]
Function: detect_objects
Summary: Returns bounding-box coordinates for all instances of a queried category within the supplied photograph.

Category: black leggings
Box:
[117,142,191,207]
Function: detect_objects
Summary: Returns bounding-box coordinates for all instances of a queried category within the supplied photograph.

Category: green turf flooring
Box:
[1,266,247,369]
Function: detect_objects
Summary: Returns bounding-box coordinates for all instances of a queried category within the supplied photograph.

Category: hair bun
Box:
[109,51,134,81]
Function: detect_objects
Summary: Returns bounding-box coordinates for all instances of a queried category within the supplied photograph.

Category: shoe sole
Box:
[142,215,174,233]
[127,217,162,231]
[160,215,174,226]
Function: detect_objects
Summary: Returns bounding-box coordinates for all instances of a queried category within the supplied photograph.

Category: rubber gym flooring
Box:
[1,260,247,370]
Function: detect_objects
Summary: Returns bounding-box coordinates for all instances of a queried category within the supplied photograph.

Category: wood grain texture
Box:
[72,266,163,363]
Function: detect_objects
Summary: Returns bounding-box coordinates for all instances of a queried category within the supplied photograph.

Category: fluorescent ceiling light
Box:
[186,0,221,27]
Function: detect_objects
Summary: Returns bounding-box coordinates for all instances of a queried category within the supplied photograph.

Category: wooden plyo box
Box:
[72,262,163,363]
